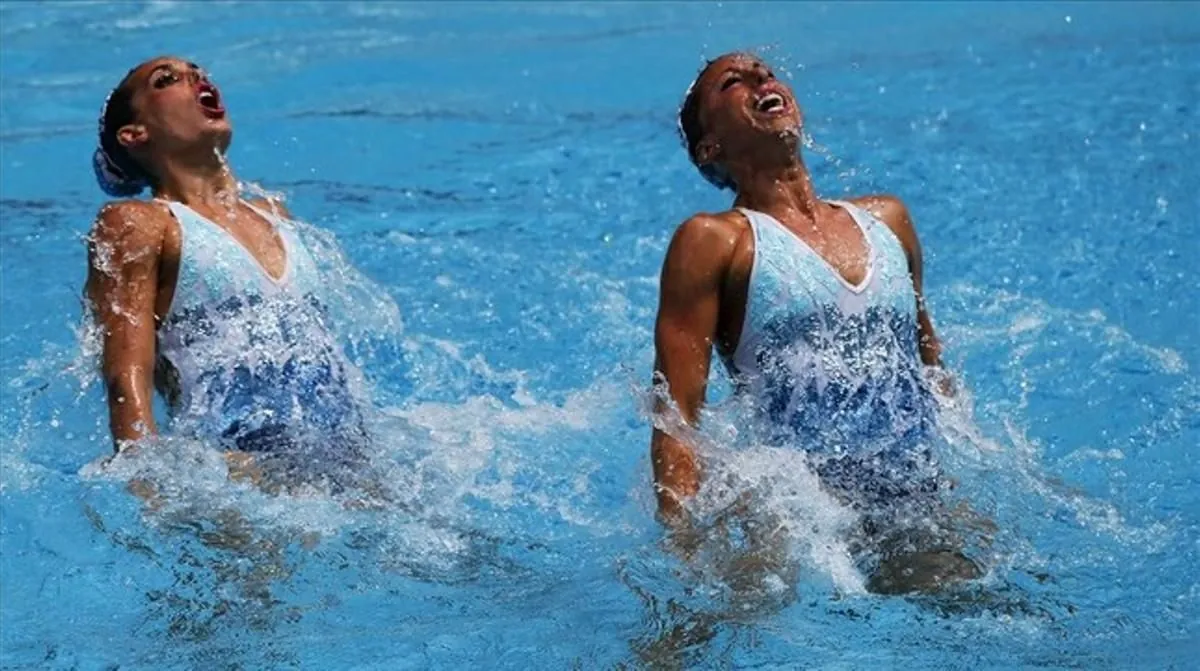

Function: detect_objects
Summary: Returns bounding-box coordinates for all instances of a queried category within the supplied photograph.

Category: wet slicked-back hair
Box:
[676,56,738,191]
[93,67,150,197]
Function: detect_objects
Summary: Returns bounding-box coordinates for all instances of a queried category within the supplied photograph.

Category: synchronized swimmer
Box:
[87,57,369,493]
[649,52,980,592]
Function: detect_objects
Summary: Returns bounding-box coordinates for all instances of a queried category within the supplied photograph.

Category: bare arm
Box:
[651,215,739,522]
[85,202,165,450]
[855,195,943,367]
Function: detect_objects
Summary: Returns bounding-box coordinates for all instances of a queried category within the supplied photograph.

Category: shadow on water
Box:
[617,520,1080,671]
[78,495,307,667]
[76,456,543,669]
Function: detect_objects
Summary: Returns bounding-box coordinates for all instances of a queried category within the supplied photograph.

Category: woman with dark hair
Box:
[86,56,369,491]
[650,52,979,593]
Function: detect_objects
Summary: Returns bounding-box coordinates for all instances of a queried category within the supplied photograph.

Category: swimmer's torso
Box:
[723,201,935,467]
[154,200,363,448]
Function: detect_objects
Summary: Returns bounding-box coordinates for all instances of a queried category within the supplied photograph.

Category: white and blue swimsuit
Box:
[727,201,941,507]
[155,199,367,473]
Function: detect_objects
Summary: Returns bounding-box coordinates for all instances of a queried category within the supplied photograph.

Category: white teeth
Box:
[757,93,784,112]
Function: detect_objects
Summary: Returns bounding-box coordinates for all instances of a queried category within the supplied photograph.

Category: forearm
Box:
[105,372,158,449]
[651,429,701,521]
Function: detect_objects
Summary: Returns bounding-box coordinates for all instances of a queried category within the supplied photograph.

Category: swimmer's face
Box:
[114,57,231,160]
[691,54,802,163]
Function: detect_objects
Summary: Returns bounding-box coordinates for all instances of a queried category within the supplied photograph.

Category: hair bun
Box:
[92,146,146,198]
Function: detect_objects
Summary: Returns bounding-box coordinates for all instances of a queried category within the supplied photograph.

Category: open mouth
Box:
[197,84,225,118]
[756,92,787,115]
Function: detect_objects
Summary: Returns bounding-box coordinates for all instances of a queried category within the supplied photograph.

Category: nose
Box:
[748,64,771,87]
[188,67,209,87]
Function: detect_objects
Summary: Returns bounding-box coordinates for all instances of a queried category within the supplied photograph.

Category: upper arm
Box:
[853,194,942,365]
[87,201,165,318]
[653,215,737,421]
[86,202,165,414]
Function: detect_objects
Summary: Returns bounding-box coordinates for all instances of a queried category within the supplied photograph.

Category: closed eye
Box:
[720,75,741,91]
[152,69,180,89]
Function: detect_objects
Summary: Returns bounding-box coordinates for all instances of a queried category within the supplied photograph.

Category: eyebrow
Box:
[144,61,200,87]
[716,60,762,78]
[713,67,739,84]
[714,65,750,85]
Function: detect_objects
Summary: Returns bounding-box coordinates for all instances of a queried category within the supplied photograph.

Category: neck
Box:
[150,148,239,211]
[729,152,821,223]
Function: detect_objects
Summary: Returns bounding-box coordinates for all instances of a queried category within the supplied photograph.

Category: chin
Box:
[203,124,234,150]
[752,120,801,147]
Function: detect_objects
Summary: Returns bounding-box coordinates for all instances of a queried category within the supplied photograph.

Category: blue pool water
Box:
[2,1,1197,668]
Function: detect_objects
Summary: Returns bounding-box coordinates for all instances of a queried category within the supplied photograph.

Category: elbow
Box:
[920,338,943,367]
[103,367,148,400]
[103,368,157,442]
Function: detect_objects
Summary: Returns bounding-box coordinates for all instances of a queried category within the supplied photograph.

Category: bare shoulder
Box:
[667,210,748,259]
[849,193,919,256]
[659,210,748,290]
[248,196,294,221]
[849,194,911,232]
[89,199,169,258]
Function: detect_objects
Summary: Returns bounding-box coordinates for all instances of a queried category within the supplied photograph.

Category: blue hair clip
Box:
[92,147,144,198]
